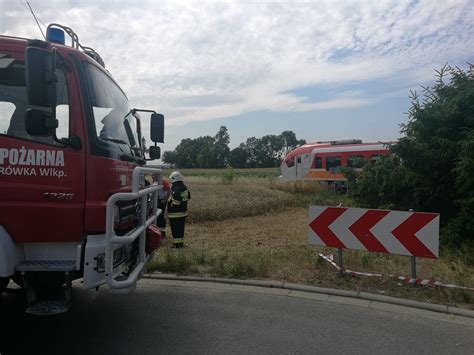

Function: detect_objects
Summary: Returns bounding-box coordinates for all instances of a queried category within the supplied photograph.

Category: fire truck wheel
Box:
[0,277,9,295]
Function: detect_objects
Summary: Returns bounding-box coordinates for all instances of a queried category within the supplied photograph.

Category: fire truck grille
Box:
[116,199,139,222]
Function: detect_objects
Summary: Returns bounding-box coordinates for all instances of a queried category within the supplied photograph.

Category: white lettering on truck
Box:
[0,147,64,166]
[0,147,66,178]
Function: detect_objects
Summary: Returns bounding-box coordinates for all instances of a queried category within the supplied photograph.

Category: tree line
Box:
[162,127,306,169]
[343,64,474,248]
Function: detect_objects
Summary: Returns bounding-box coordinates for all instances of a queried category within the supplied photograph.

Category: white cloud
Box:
[1,0,473,132]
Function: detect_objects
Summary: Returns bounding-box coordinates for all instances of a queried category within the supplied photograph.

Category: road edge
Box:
[144,273,474,319]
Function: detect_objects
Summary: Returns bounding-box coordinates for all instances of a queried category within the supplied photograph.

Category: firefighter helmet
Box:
[169,171,183,183]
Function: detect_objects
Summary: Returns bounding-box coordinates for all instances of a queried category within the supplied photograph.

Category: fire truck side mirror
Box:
[150,113,164,143]
[149,146,161,160]
[25,109,59,136]
[25,47,56,107]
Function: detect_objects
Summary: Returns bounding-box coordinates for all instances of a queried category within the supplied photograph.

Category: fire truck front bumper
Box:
[82,234,142,291]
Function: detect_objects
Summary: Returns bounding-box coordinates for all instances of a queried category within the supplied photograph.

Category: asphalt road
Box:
[1,279,473,355]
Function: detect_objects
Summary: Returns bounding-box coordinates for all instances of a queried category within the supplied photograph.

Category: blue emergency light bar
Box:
[44,23,105,67]
[46,27,65,45]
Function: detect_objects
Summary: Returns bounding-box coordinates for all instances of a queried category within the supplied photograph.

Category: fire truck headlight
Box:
[96,254,106,273]
[96,247,126,273]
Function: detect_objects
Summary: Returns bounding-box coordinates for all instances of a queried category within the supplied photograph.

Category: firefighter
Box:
[153,174,170,238]
[167,171,191,248]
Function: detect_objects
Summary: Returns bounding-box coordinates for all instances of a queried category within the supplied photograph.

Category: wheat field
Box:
[149,170,474,308]
[185,176,296,223]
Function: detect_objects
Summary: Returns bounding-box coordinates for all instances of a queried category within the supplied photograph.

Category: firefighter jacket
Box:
[167,181,191,218]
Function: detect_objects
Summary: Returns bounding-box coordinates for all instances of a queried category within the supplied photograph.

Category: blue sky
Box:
[1,0,473,151]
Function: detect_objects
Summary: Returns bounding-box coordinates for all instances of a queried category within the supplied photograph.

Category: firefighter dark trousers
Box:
[170,217,186,247]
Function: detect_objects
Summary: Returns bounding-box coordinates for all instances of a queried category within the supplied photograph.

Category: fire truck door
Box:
[0,62,86,243]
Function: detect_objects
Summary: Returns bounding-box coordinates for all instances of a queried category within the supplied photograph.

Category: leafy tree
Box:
[214,126,230,168]
[162,150,177,166]
[345,64,474,244]
[343,157,415,210]
[162,128,305,169]
[195,136,216,168]
[259,135,284,167]
[243,136,259,168]
[229,144,249,168]
[232,131,305,168]
[162,127,231,168]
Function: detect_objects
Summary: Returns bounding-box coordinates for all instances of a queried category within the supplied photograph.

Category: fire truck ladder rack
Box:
[47,23,105,67]
[105,167,163,291]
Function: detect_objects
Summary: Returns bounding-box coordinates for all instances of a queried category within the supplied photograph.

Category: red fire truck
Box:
[279,139,392,182]
[0,24,165,315]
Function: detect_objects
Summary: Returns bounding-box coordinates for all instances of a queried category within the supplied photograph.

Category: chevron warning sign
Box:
[308,206,440,258]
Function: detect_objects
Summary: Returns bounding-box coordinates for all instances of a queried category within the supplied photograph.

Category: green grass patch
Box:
[148,249,272,279]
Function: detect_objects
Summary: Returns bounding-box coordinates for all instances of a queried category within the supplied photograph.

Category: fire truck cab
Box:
[0,24,165,315]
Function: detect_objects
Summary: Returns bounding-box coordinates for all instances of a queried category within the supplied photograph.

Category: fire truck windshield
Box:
[84,63,140,150]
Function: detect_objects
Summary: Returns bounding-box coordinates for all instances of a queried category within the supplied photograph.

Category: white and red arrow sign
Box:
[308,206,440,258]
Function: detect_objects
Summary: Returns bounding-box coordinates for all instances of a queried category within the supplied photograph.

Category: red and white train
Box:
[279,139,392,182]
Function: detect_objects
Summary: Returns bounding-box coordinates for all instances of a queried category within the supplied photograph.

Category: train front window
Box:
[286,156,295,167]
[315,157,322,169]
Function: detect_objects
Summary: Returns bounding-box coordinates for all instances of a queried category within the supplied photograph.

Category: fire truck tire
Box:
[0,277,9,295]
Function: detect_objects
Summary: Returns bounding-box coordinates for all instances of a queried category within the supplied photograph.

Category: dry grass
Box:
[149,170,474,307]
[163,167,280,179]
[185,176,296,223]
[268,179,329,194]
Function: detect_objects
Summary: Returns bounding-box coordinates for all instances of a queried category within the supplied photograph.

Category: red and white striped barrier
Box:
[309,206,440,258]
[319,253,474,291]
[319,253,383,277]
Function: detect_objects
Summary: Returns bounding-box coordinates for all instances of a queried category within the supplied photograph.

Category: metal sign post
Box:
[408,209,417,284]
[337,248,344,277]
[411,256,417,281]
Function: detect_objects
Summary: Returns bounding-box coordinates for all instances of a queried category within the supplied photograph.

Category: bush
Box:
[222,167,236,185]
[345,64,474,245]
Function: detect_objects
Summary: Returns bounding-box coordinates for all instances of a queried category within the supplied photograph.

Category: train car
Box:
[279,139,391,182]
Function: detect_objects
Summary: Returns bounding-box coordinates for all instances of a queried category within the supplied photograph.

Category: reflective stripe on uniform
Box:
[168,211,188,218]
[170,198,182,206]
[173,238,184,244]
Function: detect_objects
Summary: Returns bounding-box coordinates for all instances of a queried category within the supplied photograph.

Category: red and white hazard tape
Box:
[319,253,474,291]
[319,253,383,277]
[392,275,474,290]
